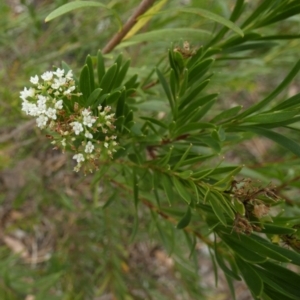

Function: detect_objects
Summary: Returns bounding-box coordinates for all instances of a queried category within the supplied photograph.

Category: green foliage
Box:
[2,0,300,299]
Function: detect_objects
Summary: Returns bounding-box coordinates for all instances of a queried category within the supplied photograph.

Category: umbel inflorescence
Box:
[20,68,118,172]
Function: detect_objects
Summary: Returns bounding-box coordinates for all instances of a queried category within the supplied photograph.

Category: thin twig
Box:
[102,0,156,54]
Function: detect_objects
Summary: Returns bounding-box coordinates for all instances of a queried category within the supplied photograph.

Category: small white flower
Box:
[106,121,111,126]
[20,87,35,101]
[63,86,75,95]
[41,71,53,81]
[30,75,39,85]
[36,102,47,114]
[37,95,47,105]
[54,68,65,78]
[83,115,96,127]
[61,138,66,147]
[55,100,63,110]
[66,70,73,80]
[51,77,66,90]
[71,121,84,135]
[46,108,57,120]
[36,115,48,128]
[104,142,109,148]
[85,141,94,153]
[82,109,90,117]
[73,153,85,163]
[85,131,93,139]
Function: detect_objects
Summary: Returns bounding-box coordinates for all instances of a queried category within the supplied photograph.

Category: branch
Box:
[102,0,156,54]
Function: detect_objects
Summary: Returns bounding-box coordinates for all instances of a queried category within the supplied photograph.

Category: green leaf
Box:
[271,93,300,111]
[106,90,122,105]
[175,122,215,136]
[208,190,227,226]
[161,174,174,206]
[222,236,267,263]
[115,91,126,118]
[235,256,263,298]
[179,83,214,110]
[173,144,192,171]
[213,165,243,187]
[179,8,244,37]
[243,110,299,124]
[255,267,300,299]
[114,59,131,88]
[155,146,173,167]
[45,1,108,22]
[257,5,300,28]
[169,69,178,100]
[87,88,102,107]
[235,126,300,157]
[117,28,211,48]
[241,0,273,28]
[156,68,174,115]
[228,233,291,263]
[188,59,214,86]
[250,234,300,266]
[79,65,91,100]
[85,54,95,91]
[140,117,168,129]
[261,224,296,235]
[97,50,105,85]
[172,177,191,204]
[176,206,192,229]
[211,106,242,123]
[99,64,117,94]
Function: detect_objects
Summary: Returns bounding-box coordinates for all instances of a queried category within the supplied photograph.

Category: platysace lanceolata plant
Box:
[15,1,300,299]
[20,68,118,172]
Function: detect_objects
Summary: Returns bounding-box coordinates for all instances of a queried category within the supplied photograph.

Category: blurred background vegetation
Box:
[1,0,300,299]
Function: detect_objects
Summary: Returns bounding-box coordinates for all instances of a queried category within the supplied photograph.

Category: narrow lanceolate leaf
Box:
[86,88,102,107]
[179,8,244,37]
[207,190,227,226]
[140,117,168,129]
[213,165,243,187]
[118,28,211,47]
[211,106,242,123]
[113,59,131,88]
[228,233,291,263]
[176,206,192,229]
[161,175,174,206]
[45,1,108,22]
[156,68,174,114]
[234,59,300,120]
[99,64,117,94]
[221,235,267,263]
[79,65,91,100]
[242,110,299,124]
[179,86,215,112]
[173,144,192,171]
[234,126,300,157]
[260,224,296,235]
[97,50,105,85]
[188,59,214,86]
[85,55,95,91]
[235,256,263,298]
[172,177,191,204]
[175,122,215,136]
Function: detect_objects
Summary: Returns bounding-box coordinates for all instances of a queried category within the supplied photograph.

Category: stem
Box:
[102,0,156,54]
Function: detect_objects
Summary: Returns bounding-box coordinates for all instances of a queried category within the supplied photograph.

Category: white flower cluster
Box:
[20,68,119,173]
[21,69,76,129]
